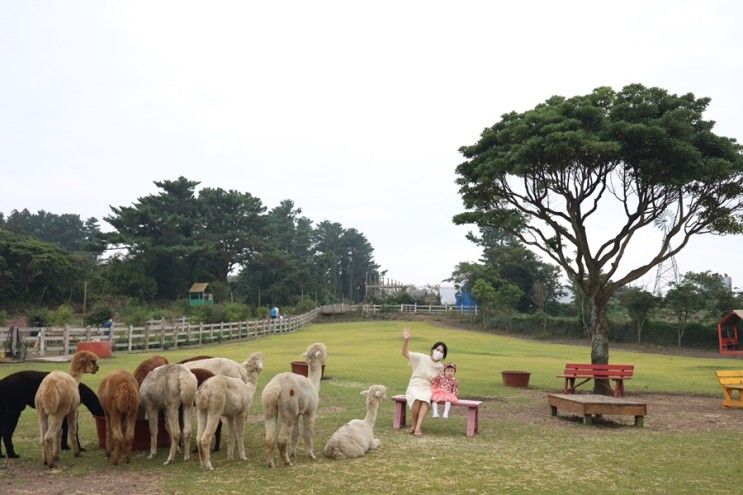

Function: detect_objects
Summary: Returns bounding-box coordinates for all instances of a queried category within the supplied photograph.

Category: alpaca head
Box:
[71,350,100,375]
[361,385,387,406]
[302,343,327,367]
[243,352,264,375]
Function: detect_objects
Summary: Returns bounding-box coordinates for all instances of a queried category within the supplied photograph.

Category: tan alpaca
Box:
[324,385,387,459]
[139,363,197,465]
[183,354,261,383]
[261,343,327,467]
[35,351,99,467]
[195,353,264,470]
[99,370,140,465]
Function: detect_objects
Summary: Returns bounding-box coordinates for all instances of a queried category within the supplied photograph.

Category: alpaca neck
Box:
[245,370,261,385]
[363,401,380,426]
[69,370,84,383]
[307,364,322,391]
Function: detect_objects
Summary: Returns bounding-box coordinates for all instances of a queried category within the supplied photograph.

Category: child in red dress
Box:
[431,363,459,418]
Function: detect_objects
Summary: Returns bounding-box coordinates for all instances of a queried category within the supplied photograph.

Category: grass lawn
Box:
[1,319,742,494]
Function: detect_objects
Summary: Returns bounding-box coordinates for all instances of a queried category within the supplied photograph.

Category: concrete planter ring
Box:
[501,371,531,388]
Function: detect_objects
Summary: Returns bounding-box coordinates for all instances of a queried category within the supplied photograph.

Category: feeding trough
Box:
[77,341,112,358]
[93,414,170,451]
[290,361,326,379]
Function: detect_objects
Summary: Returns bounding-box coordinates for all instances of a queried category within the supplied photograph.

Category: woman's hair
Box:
[431,341,448,359]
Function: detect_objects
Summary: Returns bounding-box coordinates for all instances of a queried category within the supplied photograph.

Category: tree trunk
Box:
[589,295,613,395]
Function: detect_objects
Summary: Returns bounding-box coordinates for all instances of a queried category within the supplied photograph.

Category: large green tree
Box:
[1,208,104,254]
[455,84,743,377]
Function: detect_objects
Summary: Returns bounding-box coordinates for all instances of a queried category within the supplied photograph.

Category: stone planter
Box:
[501,371,531,388]
[290,361,325,379]
[94,415,170,451]
[76,341,112,358]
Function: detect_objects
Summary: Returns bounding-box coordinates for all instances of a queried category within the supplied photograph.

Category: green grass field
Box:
[1,320,742,494]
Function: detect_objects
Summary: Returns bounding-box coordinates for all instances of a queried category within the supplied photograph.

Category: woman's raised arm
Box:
[401,328,411,359]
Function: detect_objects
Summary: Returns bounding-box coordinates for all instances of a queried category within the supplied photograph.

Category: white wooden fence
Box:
[5,308,320,357]
[351,303,478,315]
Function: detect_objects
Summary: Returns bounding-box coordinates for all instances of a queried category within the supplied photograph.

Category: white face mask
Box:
[431,350,444,361]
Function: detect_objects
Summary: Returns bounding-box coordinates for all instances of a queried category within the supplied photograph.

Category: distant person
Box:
[401,327,447,436]
[102,317,113,338]
[270,306,279,320]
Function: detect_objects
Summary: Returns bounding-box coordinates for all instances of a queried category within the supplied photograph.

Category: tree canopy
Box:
[455,84,743,369]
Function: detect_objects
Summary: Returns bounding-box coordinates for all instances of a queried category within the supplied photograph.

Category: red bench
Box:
[557,363,634,397]
[391,395,482,437]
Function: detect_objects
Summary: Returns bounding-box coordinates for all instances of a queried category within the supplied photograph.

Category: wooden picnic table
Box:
[548,393,647,427]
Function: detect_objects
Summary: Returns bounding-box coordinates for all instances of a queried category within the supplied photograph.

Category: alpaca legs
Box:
[109,411,124,465]
[38,412,49,466]
[67,409,80,457]
[104,412,112,458]
[264,414,278,468]
[164,407,181,465]
[198,412,220,470]
[234,413,247,461]
[1,408,22,458]
[124,412,136,463]
[145,405,159,459]
[302,412,316,460]
[43,415,63,467]
[181,405,192,462]
[277,409,296,467]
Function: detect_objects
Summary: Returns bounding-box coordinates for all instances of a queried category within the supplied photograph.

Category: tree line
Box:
[0,177,380,311]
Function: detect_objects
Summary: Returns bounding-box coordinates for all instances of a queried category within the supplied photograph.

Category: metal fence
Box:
[4,308,321,357]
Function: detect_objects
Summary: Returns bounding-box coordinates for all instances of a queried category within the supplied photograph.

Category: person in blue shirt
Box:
[270,306,279,319]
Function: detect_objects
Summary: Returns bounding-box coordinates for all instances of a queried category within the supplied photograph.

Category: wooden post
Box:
[39,328,46,357]
[220,322,224,341]
[144,325,150,351]
[173,326,179,349]
[63,325,70,355]
[160,326,165,349]
[85,325,91,341]
[199,322,204,345]
[128,325,133,351]
[209,323,214,342]
[186,322,191,346]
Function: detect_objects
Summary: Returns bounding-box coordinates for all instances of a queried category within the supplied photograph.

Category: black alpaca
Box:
[0,370,103,458]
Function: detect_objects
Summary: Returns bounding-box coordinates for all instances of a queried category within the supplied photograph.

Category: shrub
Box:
[27,308,50,327]
[86,303,113,326]
[121,306,151,326]
[0,309,7,326]
[50,304,75,326]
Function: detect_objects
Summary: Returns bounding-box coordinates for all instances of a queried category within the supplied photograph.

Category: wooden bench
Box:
[391,395,482,437]
[548,393,647,427]
[715,370,743,409]
[557,363,634,397]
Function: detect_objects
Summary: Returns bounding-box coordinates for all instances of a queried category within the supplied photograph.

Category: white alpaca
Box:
[261,342,327,467]
[195,353,264,470]
[323,385,387,459]
[139,363,198,465]
[183,354,261,383]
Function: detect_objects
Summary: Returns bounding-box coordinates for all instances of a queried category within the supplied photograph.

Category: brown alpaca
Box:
[99,370,140,465]
[35,351,99,467]
[177,355,213,364]
[134,356,169,386]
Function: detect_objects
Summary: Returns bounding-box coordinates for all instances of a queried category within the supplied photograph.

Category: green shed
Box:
[188,283,214,306]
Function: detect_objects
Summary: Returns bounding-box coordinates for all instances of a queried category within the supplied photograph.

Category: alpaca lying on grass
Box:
[134,355,169,386]
[35,351,99,467]
[177,355,213,364]
[324,385,387,459]
[183,354,262,383]
[99,370,140,465]
[195,353,264,470]
[0,371,103,458]
[262,343,327,467]
[139,363,197,465]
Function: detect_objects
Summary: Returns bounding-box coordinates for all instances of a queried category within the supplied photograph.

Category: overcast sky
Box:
[1,1,742,291]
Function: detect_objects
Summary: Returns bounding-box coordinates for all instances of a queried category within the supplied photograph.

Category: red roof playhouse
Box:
[717,310,743,357]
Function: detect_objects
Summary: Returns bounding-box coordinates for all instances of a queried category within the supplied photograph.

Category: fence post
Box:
[173,326,179,349]
[186,322,191,346]
[160,326,165,349]
[220,322,224,341]
[144,324,150,351]
[63,325,70,355]
[85,325,91,341]
[199,322,204,345]
[209,323,214,343]
[128,325,133,351]
[39,328,46,357]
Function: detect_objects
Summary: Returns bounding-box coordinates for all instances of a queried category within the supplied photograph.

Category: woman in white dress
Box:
[401,328,448,436]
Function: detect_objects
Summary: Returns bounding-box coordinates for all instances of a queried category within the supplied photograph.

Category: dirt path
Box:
[478,388,742,433]
[0,461,165,495]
